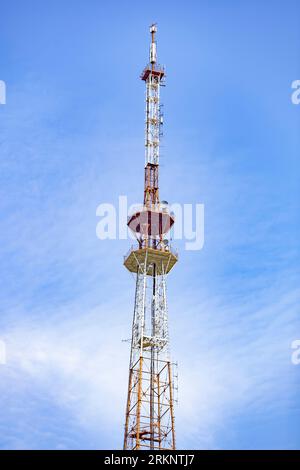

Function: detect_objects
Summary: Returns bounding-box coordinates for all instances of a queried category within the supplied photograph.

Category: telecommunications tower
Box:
[123,24,178,450]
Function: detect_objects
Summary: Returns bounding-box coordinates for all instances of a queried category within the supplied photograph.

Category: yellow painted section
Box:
[124,247,177,275]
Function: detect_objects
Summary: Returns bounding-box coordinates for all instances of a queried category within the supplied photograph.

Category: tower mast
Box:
[123,24,178,451]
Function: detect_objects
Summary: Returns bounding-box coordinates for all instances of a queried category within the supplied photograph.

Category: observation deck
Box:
[124,245,178,276]
[127,205,174,237]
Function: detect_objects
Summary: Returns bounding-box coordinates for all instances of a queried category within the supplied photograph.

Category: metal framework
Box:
[123,25,177,451]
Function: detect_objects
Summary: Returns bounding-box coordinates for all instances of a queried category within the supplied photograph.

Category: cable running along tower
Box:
[123,24,178,451]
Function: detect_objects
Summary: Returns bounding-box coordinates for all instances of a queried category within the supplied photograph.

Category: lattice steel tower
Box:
[123,24,178,451]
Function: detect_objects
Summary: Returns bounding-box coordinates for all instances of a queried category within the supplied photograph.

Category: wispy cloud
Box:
[0,276,298,449]
[0,0,299,450]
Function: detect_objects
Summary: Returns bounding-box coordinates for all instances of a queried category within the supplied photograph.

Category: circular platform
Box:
[127,208,174,236]
[124,246,178,275]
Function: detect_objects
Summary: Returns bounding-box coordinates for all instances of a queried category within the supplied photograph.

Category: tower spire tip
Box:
[149,23,157,64]
[150,23,157,34]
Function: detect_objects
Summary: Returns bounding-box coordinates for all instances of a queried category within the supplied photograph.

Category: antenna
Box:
[123,24,178,451]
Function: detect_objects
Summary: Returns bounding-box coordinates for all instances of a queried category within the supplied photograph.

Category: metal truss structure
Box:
[123,25,178,451]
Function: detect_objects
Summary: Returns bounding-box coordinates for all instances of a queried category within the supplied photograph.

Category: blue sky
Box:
[0,0,299,450]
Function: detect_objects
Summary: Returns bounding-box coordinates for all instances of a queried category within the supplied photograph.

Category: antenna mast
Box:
[123,24,178,451]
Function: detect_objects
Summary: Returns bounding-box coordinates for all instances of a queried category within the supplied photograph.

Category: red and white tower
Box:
[123,24,178,450]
